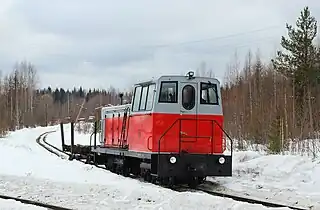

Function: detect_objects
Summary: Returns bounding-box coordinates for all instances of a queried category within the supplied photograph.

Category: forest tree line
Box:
[0,61,131,136]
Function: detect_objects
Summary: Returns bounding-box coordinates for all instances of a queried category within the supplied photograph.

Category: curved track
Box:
[36,131,69,159]
[196,185,309,210]
[0,132,73,210]
[0,194,73,210]
[36,132,310,210]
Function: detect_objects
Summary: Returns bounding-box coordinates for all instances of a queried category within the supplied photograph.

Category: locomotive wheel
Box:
[188,176,199,189]
[198,176,206,184]
[116,165,121,175]
[85,154,92,164]
[68,154,74,161]
[111,164,117,173]
[158,177,175,188]
[151,175,157,184]
[143,170,152,182]
[168,177,175,188]
[85,156,89,164]
[105,164,109,170]
[122,166,130,177]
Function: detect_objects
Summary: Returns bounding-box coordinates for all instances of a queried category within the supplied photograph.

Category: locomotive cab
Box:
[149,71,232,184]
[153,72,225,153]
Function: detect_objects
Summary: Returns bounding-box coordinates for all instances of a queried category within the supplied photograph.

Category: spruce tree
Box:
[271,6,320,132]
[268,112,282,154]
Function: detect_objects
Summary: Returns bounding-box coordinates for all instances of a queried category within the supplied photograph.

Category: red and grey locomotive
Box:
[90,71,232,187]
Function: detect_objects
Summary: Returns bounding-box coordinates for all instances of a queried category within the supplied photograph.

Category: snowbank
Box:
[210,150,320,208]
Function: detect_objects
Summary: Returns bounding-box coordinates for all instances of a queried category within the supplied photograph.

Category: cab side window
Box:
[145,84,156,110]
[132,83,156,112]
[200,82,219,105]
[158,81,178,103]
[139,86,148,110]
[132,86,142,111]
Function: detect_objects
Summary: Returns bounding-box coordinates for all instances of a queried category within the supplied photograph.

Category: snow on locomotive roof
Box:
[134,79,156,86]
[100,104,131,112]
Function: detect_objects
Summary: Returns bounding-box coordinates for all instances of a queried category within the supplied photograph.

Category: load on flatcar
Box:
[89,71,233,187]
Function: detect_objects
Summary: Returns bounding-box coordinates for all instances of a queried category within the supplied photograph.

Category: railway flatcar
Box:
[90,71,233,187]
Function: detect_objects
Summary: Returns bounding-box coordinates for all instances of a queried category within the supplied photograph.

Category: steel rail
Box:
[196,185,309,210]
[0,194,73,210]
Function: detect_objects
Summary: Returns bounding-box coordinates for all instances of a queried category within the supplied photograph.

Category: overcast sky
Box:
[1,0,320,91]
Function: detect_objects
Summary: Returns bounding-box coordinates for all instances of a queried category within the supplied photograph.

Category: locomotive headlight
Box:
[169,156,177,164]
[218,157,225,164]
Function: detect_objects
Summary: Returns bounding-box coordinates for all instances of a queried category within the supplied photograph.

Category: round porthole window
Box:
[182,85,195,110]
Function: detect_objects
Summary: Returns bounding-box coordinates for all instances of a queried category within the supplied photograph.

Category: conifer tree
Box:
[271,6,320,135]
[268,111,282,154]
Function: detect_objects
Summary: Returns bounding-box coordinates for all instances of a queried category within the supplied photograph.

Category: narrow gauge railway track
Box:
[36,131,69,160]
[197,185,309,210]
[169,183,310,210]
[36,131,108,171]
[36,132,310,210]
[0,194,73,210]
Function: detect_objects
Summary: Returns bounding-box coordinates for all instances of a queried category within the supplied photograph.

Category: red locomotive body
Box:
[92,71,232,187]
[103,113,224,154]
[152,113,224,154]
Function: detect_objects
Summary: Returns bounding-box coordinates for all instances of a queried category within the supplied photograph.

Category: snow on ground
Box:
[209,150,320,209]
[0,124,290,209]
[0,198,45,210]
[0,173,290,210]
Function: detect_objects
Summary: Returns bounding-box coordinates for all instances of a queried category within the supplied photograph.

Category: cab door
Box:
[179,82,198,152]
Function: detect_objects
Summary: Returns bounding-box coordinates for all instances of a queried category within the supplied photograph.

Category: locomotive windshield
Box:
[159,82,177,103]
[200,82,219,105]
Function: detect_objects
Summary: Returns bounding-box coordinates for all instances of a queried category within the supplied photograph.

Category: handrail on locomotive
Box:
[157,118,233,156]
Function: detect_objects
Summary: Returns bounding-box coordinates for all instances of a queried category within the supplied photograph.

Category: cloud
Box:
[1,0,320,90]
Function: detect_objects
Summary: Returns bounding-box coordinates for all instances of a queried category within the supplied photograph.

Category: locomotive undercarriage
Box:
[85,146,232,188]
[61,120,233,188]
